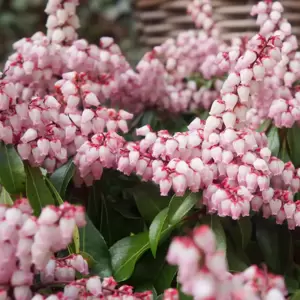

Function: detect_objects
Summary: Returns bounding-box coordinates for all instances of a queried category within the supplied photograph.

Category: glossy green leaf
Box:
[25,164,55,216]
[167,192,200,225]
[45,178,64,205]
[202,215,227,252]
[79,215,112,277]
[255,218,292,274]
[237,217,252,249]
[154,264,177,294]
[49,159,75,198]
[277,225,293,273]
[88,183,144,247]
[0,142,25,194]
[287,125,300,167]
[0,187,13,205]
[227,237,248,272]
[291,291,300,300]
[133,183,170,223]
[128,242,171,284]
[110,232,150,282]
[280,139,291,163]
[258,119,271,133]
[285,273,299,294]
[255,217,279,272]
[267,126,280,156]
[149,208,168,257]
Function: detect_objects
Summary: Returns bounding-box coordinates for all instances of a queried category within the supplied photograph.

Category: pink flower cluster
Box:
[166,225,287,300]
[32,276,153,300]
[187,0,218,37]
[2,0,300,226]
[246,0,300,129]
[113,31,300,225]
[0,198,154,300]
[0,0,231,176]
[0,198,85,298]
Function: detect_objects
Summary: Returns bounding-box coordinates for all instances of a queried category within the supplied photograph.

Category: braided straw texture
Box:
[133,0,300,47]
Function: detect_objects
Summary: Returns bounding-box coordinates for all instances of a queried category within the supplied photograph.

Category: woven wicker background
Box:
[133,0,300,47]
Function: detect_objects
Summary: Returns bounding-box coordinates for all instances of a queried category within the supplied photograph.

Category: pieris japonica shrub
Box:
[2,0,300,299]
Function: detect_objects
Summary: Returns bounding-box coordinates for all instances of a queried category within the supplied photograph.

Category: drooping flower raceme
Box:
[0,198,153,300]
[115,30,300,226]
[246,0,300,129]
[166,225,287,300]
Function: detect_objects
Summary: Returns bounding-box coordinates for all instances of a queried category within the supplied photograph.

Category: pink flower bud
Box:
[50,140,62,155]
[17,144,31,160]
[284,202,296,219]
[37,138,50,156]
[23,61,34,75]
[193,225,216,254]
[251,196,263,211]
[21,128,38,143]
[81,109,95,124]
[87,276,102,296]
[226,73,241,87]
[265,288,285,300]
[85,93,100,106]
[237,86,250,103]
[52,28,65,43]
[172,174,187,196]
[257,175,270,191]
[38,206,59,225]
[270,199,282,215]
[210,100,225,115]
[233,139,245,156]
[253,64,265,81]
[56,9,68,24]
[60,217,76,241]
[269,158,285,175]
[160,178,172,196]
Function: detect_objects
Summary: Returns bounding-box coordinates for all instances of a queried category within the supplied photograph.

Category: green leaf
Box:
[110,232,150,282]
[128,242,175,288]
[255,218,292,274]
[258,119,271,133]
[79,215,112,277]
[267,126,280,156]
[45,178,64,205]
[237,217,252,249]
[0,187,13,205]
[88,182,144,247]
[291,291,300,300]
[255,217,279,272]
[25,164,55,216]
[154,264,177,294]
[202,215,227,252]
[149,208,168,257]
[227,238,248,272]
[285,273,299,294]
[287,125,300,167]
[280,139,291,163]
[0,142,25,194]
[133,183,171,223]
[49,159,75,198]
[167,192,200,225]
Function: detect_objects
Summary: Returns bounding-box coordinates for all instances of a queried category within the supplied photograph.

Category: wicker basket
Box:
[133,0,300,47]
